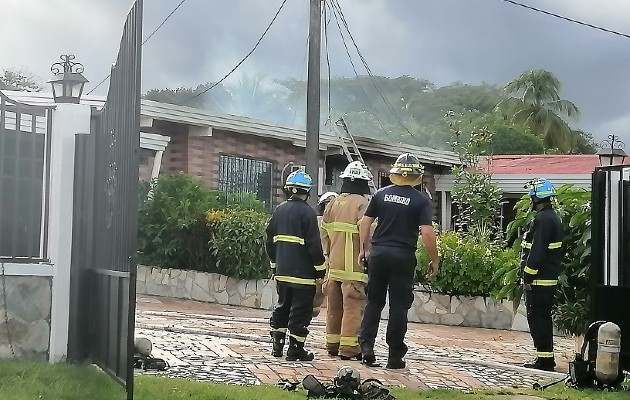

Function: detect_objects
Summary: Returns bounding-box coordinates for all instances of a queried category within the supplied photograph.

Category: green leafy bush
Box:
[416,230,518,297]
[494,185,592,335]
[205,209,270,279]
[138,173,266,272]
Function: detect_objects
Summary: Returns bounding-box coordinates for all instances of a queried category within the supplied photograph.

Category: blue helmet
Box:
[524,178,556,199]
[285,170,313,193]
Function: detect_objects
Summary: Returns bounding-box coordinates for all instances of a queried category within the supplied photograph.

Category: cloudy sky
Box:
[1,0,629,144]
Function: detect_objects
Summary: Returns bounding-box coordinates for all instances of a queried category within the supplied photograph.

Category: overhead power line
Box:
[499,0,630,40]
[86,0,190,95]
[182,0,289,104]
[330,0,426,148]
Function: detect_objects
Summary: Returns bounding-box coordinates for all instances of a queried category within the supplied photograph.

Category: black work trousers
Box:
[525,285,556,358]
[359,245,416,358]
[270,282,316,342]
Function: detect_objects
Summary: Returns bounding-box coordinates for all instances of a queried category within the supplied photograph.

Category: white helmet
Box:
[318,191,338,205]
[339,161,372,181]
[334,366,361,390]
[134,337,153,356]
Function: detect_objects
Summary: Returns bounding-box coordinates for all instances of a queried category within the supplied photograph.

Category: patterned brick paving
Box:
[135,295,573,389]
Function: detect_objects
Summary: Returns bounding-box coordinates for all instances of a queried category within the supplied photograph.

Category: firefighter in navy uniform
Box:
[357,153,440,369]
[266,170,327,361]
[521,178,565,372]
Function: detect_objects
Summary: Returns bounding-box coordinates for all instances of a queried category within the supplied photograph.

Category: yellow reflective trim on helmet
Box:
[322,222,359,233]
[339,336,359,347]
[275,276,316,285]
[532,279,558,286]
[523,266,538,275]
[273,235,305,245]
[326,334,340,344]
[548,242,562,249]
[328,269,368,283]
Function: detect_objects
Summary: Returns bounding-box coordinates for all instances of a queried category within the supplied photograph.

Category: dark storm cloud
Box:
[1,0,629,142]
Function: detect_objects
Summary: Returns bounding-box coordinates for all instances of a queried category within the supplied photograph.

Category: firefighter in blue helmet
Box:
[521,178,565,371]
[267,170,327,361]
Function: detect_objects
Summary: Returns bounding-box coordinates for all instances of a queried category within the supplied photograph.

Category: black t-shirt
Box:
[365,185,433,250]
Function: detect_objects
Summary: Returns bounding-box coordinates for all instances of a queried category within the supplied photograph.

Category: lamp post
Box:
[597,134,627,166]
[48,55,88,104]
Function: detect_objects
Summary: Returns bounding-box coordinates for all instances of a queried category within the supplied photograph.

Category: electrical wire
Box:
[499,0,630,40]
[182,0,289,104]
[86,0,190,95]
[330,0,427,147]
[327,1,403,149]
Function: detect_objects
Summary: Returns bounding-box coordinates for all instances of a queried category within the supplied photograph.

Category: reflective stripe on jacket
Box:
[266,198,326,286]
[322,193,369,283]
[520,207,565,286]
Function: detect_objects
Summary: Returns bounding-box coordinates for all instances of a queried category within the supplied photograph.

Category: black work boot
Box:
[361,342,379,367]
[286,336,314,361]
[270,331,285,358]
[523,357,556,372]
[386,355,406,369]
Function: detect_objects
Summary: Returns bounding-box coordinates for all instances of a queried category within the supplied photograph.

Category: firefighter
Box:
[313,191,339,318]
[266,170,327,361]
[357,153,440,369]
[321,161,372,360]
[521,178,565,371]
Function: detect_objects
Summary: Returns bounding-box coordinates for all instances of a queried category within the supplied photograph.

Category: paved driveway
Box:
[135,295,574,389]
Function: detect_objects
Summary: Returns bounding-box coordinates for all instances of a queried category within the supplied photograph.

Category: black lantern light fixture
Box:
[597,134,627,167]
[48,55,88,104]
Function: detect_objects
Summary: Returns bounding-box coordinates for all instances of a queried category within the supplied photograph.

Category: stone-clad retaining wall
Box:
[137,265,529,332]
[0,276,52,360]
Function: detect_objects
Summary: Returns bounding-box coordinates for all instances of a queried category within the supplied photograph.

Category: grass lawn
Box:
[0,360,627,400]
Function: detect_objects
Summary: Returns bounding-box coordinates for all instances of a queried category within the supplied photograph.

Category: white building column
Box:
[47,103,91,363]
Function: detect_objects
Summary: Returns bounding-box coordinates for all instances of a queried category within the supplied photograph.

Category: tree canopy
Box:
[0,68,42,92]
[144,69,595,155]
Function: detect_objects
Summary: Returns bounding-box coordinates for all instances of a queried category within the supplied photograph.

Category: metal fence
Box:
[67,1,143,399]
[218,154,273,209]
[0,91,53,261]
[591,165,630,369]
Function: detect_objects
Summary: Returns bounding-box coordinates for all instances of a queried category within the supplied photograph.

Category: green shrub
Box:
[416,230,518,297]
[206,209,270,279]
[494,185,592,335]
[137,173,266,271]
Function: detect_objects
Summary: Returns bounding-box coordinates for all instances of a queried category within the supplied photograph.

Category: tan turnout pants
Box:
[324,279,366,357]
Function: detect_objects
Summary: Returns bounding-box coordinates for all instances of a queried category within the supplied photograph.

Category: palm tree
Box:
[497,69,579,152]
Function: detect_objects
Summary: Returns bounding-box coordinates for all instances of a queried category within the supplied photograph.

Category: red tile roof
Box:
[479,155,600,175]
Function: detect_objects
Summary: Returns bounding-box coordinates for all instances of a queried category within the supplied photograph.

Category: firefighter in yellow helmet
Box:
[321,161,372,360]
[313,191,339,318]
[358,153,440,369]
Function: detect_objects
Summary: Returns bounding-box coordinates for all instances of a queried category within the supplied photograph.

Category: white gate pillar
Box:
[47,103,92,363]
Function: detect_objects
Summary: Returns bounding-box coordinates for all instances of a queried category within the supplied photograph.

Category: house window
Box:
[219,155,273,209]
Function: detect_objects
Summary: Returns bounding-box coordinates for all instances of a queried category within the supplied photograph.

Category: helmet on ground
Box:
[134,337,153,356]
[318,191,338,205]
[389,153,424,176]
[334,366,361,390]
[285,170,313,194]
[340,161,372,181]
[389,153,424,186]
[524,178,556,199]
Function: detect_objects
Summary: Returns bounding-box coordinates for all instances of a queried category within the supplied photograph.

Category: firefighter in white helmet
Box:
[321,161,372,360]
[313,191,339,318]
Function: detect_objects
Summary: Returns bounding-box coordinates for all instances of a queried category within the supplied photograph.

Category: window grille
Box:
[219,155,273,209]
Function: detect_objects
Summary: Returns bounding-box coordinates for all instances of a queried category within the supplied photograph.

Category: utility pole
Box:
[305,0,321,208]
